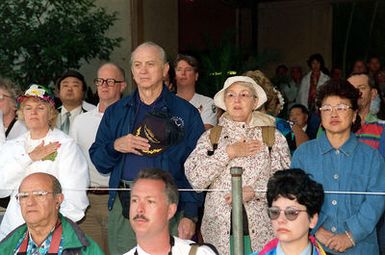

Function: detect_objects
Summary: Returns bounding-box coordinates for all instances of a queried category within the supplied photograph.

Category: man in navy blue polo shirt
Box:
[90,42,204,255]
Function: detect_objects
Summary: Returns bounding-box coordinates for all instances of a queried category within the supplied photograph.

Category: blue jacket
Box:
[89,86,204,218]
[291,132,385,254]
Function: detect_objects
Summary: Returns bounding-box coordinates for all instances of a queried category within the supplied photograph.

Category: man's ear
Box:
[371,88,378,101]
[163,63,170,79]
[167,203,177,221]
[56,193,64,209]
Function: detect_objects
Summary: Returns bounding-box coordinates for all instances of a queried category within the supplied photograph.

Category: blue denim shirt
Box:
[291,132,385,254]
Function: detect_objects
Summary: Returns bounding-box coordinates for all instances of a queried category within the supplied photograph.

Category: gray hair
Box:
[0,77,22,100]
[130,41,167,66]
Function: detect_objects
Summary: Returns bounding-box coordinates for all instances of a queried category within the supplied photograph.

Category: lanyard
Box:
[134,236,174,255]
[17,220,62,255]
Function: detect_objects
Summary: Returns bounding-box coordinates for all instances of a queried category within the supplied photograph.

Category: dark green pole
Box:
[231,166,244,255]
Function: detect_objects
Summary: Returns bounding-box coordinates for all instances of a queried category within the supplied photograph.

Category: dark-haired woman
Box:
[296,54,329,113]
[291,80,385,254]
[251,169,326,255]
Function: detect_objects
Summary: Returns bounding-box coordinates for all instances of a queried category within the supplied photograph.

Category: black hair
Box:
[267,169,324,217]
[316,79,361,132]
[133,168,179,205]
[56,69,87,92]
[306,53,325,70]
[289,103,309,116]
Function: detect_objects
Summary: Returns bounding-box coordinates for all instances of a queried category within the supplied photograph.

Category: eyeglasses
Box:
[319,103,352,114]
[267,206,307,221]
[94,78,124,87]
[0,94,11,101]
[225,92,256,100]
[15,191,56,203]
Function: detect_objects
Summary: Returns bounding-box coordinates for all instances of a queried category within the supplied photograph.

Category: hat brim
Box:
[214,76,267,111]
[17,95,56,108]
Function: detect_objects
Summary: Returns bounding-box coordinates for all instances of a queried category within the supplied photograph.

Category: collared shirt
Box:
[291,132,385,254]
[189,93,217,127]
[56,105,83,130]
[70,104,110,187]
[14,229,64,255]
[123,236,216,255]
[356,113,385,158]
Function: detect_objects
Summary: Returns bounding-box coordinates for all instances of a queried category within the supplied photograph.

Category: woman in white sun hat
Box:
[185,76,290,254]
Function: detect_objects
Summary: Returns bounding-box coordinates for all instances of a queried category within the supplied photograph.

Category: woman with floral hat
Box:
[0,84,89,240]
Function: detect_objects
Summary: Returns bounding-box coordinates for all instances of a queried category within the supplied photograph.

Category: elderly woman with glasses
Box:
[0,78,27,144]
[0,84,89,240]
[291,80,385,254]
[185,76,290,254]
[252,169,326,255]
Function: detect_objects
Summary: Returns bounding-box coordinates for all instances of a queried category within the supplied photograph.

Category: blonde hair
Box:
[17,98,58,129]
[243,70,282,115]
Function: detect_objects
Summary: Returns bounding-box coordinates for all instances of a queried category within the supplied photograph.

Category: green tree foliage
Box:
[0,0,122,88]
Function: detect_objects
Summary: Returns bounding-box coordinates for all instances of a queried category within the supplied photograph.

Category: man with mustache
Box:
[123,168,217,255]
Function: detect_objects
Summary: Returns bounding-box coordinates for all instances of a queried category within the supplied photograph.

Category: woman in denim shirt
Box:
[291,80,385,254]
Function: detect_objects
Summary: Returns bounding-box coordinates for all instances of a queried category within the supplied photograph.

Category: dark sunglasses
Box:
[267,206,307,221]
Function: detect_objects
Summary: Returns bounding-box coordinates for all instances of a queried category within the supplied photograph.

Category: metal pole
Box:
[231,166,244,255]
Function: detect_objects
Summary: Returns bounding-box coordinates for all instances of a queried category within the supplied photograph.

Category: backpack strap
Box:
[208,125,275,154]
[261,126,275,151]
[207,125,222,156]
[189,244,199,255]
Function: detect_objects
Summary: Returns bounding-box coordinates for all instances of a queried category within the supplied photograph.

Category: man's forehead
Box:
[132,46,162,62]
[20,176,52,191]
[132,179,166,195]
[61,77,82,84]
[348,75,369,86]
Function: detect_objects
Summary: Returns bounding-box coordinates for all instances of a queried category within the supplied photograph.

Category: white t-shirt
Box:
[69,104,110,187]
[189,93,217,127]
[124,236,217,255]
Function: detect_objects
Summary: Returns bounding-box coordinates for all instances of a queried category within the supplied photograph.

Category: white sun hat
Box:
[213,76,267,111]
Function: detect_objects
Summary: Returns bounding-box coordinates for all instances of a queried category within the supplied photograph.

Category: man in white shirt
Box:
[175,54,217,130]
[56,70,96,134]
[124,168,217,255]
[70,63,127,254]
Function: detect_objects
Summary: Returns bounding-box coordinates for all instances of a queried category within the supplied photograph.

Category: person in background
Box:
[175,54,217,129]
[0,84,89,240]
[347,73,385,158]
[296,53,329,113]
[90,42,204,255]
[0,77,27,143]
[291,80,385,254]
[375,70,385,120]
[0,173,104,254]
[70,63,127,254]
[251,169,325,255]
[351,59,367,74]
[286,104,314,153]
[124,168,217,255]
[56,70,96,134]
[367,56,382,82]
[185,76,290,254]
[330,66,343,82]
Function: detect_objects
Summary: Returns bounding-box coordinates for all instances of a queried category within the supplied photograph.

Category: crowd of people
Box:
[0,41,384,255]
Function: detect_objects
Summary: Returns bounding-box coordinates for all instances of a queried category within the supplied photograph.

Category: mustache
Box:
[133,214,149,221]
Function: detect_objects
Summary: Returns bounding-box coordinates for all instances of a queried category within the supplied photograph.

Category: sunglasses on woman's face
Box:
[267,206,307,221]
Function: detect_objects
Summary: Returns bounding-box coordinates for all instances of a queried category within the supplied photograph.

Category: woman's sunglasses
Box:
[267,206,307,221]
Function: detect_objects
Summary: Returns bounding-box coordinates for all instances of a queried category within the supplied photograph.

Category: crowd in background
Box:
[0,43,384,255]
